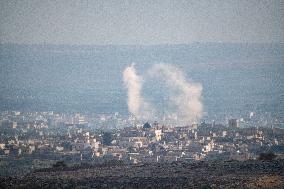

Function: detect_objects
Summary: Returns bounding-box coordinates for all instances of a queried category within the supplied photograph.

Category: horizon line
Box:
[1,41,284,47]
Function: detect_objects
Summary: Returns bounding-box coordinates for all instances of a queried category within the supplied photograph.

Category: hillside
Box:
[1,160,283,189]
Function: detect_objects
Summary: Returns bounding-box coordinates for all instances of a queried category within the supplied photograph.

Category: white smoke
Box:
[123,63,203,125]
[123,63,155,120]
[148,64,203,124]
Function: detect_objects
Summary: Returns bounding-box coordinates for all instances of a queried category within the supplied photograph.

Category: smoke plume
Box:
[123,63,203,125]
[123,63,155,120]
[148,64,203,124]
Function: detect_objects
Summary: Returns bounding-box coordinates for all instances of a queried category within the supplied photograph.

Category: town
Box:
[1,110,283,176]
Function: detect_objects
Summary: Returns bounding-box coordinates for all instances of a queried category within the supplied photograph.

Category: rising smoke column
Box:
[148,64,203,124]
[123,63,203,125]
[123,64,155,120]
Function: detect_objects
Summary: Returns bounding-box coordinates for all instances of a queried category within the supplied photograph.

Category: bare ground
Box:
[0,160,283,189]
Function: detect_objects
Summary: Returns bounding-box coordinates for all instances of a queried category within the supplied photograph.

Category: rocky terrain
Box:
[0,160,283,189]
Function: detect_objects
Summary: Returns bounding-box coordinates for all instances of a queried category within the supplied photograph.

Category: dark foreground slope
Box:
[1,160,283,189]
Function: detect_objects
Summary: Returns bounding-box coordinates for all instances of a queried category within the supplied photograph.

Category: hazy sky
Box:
[0,0,283,45]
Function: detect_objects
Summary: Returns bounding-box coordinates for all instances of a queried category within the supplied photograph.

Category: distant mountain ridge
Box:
[0,43,283,123]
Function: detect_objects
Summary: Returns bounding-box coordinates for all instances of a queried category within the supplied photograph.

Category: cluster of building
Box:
[0,111,283,173]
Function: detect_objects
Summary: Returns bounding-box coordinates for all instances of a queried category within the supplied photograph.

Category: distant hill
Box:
[0,43,283,123]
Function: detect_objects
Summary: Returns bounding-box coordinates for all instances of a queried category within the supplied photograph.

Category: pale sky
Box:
[0,0,283,45]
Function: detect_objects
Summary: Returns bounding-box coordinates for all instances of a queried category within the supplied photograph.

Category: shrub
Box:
[258,152,277,161]
[52,161,67,168]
